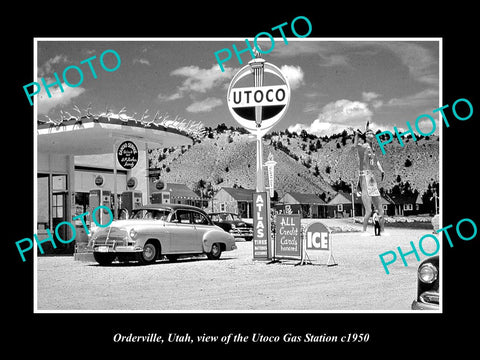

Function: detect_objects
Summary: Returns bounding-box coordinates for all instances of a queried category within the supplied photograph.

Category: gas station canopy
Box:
[38,116,194,155]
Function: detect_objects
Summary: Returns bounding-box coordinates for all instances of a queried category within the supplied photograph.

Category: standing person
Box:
[372,210,381,236]
[350,122,386,236]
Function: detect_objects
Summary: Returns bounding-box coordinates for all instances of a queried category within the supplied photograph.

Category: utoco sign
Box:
[230,85,288,107]
[227,57,290,136]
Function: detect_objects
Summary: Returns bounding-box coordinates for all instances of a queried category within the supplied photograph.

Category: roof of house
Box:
[328,191,362,205]
[165,183,200,199]
[281,191,326,205]
[328,191,393,205]
[389,193,422,205]
[220,187,256,201]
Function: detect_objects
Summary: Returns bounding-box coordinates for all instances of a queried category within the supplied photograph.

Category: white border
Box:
[33,37,443,314]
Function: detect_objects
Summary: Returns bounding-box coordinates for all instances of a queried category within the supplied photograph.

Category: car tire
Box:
[94,252,116,266]
[137,242,158,265]
[206,243,222,260]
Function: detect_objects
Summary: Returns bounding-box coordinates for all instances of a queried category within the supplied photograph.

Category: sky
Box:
[35,38,440,136]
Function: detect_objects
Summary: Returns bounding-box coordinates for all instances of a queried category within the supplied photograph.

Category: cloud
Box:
[133,58,151,66]
[288,99,374,136]
[362,91,380,102]
[386,88,439,108]
[415,115,439,135]
[362,91,383,109]
[280,65,305,90]
[38,55,68,77]
[272,41,351,68]
[157,92,183,101]
[186,97,223,113]
[158,64,238,102]
[381,42,438,86]
[37,80,85,114]
[172,64,237,93]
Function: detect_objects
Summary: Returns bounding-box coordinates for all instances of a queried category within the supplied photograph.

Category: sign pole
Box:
[226,54,291,262]
[113,140,118,220]
[256,132,265,192]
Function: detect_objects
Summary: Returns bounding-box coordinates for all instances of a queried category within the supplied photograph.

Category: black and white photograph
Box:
[7,7,479,355]
[33,38,441,312]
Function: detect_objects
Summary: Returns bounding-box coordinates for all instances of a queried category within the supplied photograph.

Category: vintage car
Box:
[208,212,253,241]
[89,204,236,265]
[411,255,439,310]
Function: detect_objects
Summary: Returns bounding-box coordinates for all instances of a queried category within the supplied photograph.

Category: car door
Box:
[169,209,201,254]
[191,210,214,249]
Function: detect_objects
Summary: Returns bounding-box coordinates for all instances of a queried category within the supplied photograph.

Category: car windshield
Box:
[215,213,241,221]
[132,209,171,220]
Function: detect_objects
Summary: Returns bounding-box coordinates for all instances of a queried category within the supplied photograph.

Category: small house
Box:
[326,191,363,218]
[212,187,256,218]
[151,183,205,207]
[277,191,327,218]
[327,191,395,217]
[389,193,423,216]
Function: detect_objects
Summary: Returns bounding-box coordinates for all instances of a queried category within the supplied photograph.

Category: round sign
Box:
[126,177,137,189]
[155,180,165,191]
[305,221,330,250]
[227,60,290,136]
[117,141,138,169]
[94,174,104,187]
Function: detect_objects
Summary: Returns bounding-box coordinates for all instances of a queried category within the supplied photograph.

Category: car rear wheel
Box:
[137,242,158,265]
[94,252,116,266]
[206,243,222,260]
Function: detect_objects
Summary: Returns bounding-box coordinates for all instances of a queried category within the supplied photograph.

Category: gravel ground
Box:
[35,220,439,312]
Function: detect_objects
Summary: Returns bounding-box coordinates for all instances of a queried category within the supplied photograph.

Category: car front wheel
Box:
[206,243,222,260]
[137,242,158,265]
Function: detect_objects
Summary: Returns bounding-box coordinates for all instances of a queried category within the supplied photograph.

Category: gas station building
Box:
[37,116,194,255]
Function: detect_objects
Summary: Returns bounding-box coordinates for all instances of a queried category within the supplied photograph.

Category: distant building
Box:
[277,191,327,218]
[151,183,206,208]
[212,187,255,218]
[388,193,423,216]
[327,191,363,218]
[327,191,395,217]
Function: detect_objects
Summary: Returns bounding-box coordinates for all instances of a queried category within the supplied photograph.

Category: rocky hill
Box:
[268,129,439,194]
[148,126,439,201]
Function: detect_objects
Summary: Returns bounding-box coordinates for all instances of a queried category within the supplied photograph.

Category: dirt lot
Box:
[35,220,440,312]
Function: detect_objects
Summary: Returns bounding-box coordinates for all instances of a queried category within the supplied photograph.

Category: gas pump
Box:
[121,190,143,213]
[89,189,112,225]
[151,191,171,204]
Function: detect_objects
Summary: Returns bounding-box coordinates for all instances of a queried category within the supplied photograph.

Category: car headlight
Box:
[129,228,138,240]
[418,263,438,283]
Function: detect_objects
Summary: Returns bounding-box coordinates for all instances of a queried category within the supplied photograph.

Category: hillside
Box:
[148,126,439,201]
[268,130,439,194]
[149,129,336,200]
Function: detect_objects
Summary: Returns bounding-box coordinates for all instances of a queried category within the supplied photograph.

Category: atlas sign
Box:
[227,57,290,136]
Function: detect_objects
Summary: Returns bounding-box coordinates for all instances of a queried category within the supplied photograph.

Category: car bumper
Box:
[230,231,253,239]
[411,291,439,310]
[93,245,142,253]
[411,300,439,310]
